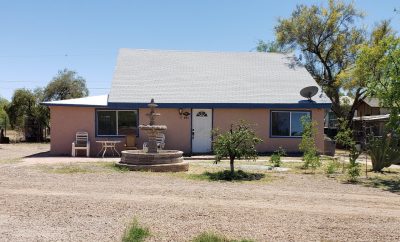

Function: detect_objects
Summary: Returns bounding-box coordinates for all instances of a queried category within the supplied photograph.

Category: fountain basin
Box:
[116,150,189,172]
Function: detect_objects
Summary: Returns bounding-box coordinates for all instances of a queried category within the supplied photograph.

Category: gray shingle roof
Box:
[108,49,331,105]
[363,98,382,108]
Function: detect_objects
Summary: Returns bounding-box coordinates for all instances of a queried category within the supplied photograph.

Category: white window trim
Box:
[96,110,138,137]
[271,111,311,138]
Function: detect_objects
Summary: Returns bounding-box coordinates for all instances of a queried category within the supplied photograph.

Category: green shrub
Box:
[192,232,229,242]
[368,134,400,172]
[270,147,286,167]
[325,159,340,175]
[347,163,361,182]
[347,147,361,182]
[303,152,321,171]
[335,118,361,181]
[299,116,320,172]
[203,170,265,181]
[122,219,150,242]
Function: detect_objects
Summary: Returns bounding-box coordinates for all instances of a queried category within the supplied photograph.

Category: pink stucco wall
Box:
[49,106,125,156]
[137,108,192,153]
[49,106,325,156]
[213,108,325,153]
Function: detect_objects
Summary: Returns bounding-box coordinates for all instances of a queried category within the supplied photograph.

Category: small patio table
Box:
[96,140,121,158]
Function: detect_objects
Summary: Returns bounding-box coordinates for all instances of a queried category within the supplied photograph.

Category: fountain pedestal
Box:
[116,99,189,172]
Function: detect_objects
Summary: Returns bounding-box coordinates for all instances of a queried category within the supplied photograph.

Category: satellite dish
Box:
[300,86,319,100]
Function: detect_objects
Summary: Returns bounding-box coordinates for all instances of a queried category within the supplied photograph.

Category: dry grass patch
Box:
[37,162,129,174]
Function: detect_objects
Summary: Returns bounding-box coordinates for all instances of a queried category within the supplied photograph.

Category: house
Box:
[353,98,390,138]
[355,97,389,117]
[43,49,331,156]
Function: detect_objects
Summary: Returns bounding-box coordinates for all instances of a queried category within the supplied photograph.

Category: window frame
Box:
[95,109,139,137]
[270,110,311,138]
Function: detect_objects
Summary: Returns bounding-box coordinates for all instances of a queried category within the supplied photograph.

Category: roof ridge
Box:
[118,48,291,56]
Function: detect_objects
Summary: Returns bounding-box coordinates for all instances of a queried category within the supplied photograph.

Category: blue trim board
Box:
[107,102,332,109]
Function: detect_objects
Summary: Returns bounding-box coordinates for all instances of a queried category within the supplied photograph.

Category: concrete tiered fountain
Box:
[116,99,189,172]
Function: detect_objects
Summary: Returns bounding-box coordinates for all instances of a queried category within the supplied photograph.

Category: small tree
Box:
[335,119,361,181]
[213,121,263,174]
[347,146,361,182]
[299,116,320,172]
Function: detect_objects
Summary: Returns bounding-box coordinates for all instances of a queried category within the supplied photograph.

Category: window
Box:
[271,111,310,137]
[97,110,138,136]
[196,111,208,117]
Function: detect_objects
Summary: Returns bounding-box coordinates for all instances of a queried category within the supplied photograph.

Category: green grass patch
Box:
[0,158,21,164]
[192,231,254,242]
[38,162,131,174]
[122,219,151,242]
[42,164,92,174]
[99,162,130,172]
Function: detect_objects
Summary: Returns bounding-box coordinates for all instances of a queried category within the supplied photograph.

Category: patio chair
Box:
[124,133,137,150]
[143,133,165,151]
[71,131,90,157]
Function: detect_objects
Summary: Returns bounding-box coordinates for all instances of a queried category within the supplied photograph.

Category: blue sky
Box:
[1,0,399,101]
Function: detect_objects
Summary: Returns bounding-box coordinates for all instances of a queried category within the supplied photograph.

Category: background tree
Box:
[275,0,365,124]
[213,121,262,174]
[0,97,10,128]
[43,69,89,101]
[256,40,289,53]
[6,89,38,129]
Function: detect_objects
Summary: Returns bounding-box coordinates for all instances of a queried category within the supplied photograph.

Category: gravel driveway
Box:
[0,144,400,241]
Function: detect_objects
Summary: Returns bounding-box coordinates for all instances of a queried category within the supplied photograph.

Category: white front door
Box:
[192,109,212,153]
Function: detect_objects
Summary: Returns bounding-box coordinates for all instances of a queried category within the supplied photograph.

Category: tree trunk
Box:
[230,158,235,174]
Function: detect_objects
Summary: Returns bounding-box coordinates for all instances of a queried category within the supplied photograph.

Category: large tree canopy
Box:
[275,0,365,123]
[351,24,400,133]
[43,69,89,101]
[6,69,88,133]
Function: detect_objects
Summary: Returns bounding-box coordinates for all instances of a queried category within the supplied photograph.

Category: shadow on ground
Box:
[365,177,400,194]
[203,170,265,181]
[24,151,54,158]
[360,170,400,195]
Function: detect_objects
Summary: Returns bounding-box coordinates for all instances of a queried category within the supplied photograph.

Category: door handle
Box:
[191,129,195,139]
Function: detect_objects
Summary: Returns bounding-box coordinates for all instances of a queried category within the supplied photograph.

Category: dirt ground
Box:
[0,144,400,241]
